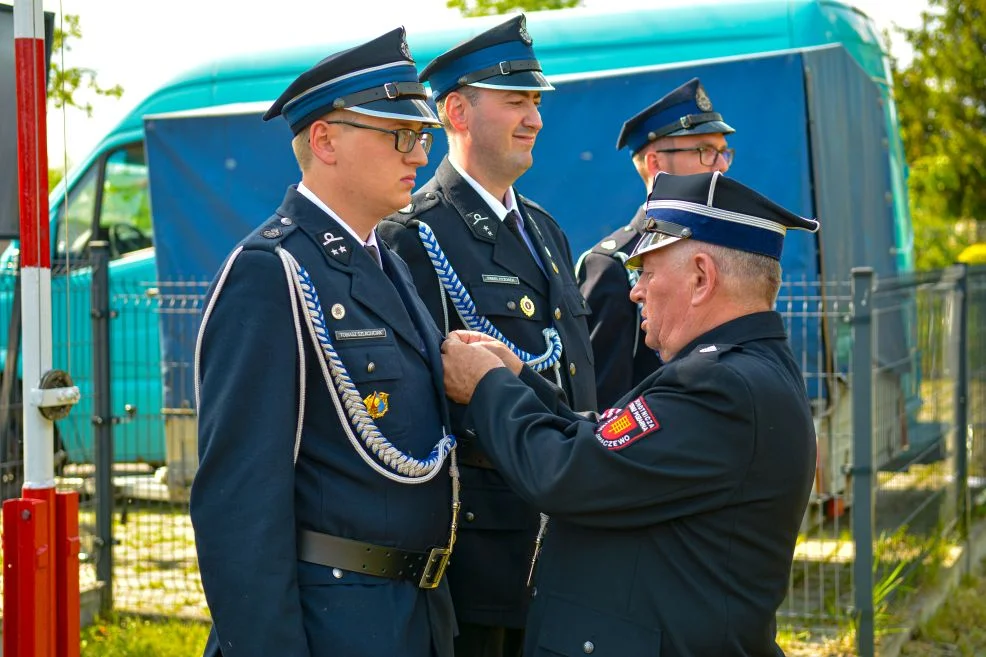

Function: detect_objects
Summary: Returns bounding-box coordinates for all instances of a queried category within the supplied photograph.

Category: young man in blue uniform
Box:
[441,172,819,657]
[379,15,596,657]
[577,78,735,407]
[191,28,458,657]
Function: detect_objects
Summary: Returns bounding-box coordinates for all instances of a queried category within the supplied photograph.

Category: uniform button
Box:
[570,363,577,376]
[507,301,517,311]
[425,192,436,200]
[332,568,343,579]
[465,511,476,522]
[367,362,376,373]
[583,641,594,654]
[280,217,292,225]
[554,307,562,320]
[531,586,538,598]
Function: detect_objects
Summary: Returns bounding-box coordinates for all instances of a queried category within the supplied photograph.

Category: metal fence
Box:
[2,263,986,656]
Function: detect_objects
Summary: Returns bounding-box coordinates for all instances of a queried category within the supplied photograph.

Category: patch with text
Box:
[595,397,660,450]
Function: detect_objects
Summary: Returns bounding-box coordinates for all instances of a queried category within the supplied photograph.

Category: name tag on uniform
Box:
[334,328,388,341]
[482,274,521,285]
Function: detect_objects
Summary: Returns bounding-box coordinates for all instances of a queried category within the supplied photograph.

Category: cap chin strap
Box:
[331,81,429,109]
[455,59,541,86]
[646,111,724,141]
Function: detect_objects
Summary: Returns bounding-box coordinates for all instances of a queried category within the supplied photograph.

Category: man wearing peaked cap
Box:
[379,13,595,657]
[192,27,459,657]
[438,172,819,656]
[577,77,736,408]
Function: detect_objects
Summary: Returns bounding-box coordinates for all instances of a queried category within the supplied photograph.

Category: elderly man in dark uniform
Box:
[577,78,735,408]
[441,171,818,657]
[191,28,459,657]
[379,14,596,657]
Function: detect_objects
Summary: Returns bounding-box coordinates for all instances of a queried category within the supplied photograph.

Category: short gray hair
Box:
[676,240,782,305]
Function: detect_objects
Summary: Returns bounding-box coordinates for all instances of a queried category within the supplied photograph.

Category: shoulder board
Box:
[589,224,641,258]
[690,343,741,360]
[517,194,556,223]
[387,190,443,224]
[240,218,299,253]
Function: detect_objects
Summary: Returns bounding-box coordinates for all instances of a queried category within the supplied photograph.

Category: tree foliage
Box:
[49,14,123,117]
[447,0,581,17]
[892,0,986,268]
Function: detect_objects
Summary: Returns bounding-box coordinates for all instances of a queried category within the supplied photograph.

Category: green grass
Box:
[80,614,210,657]
[902,563,986,656]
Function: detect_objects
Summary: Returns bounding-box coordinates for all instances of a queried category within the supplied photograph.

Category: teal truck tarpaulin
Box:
[146,45,905,406]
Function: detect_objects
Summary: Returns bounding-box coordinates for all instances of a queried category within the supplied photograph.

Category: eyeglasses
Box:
[320,120,434,154]
[652,146,734,167]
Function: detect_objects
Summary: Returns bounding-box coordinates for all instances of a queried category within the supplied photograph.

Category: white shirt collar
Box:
[297,182,379,249]
[448,157,521,224]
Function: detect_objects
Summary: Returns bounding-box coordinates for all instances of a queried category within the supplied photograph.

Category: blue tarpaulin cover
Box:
[146,46,900,407]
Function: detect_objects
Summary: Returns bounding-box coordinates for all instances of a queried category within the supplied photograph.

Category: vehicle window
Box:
[100,144,153,259]
[53,164,98,260]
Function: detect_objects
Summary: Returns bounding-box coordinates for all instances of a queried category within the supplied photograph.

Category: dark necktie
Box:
[503,210,527,248]
[364,243,382,269]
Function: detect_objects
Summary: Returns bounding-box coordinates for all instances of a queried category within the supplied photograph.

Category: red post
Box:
[55,491,81,657]
[2,498,53,657]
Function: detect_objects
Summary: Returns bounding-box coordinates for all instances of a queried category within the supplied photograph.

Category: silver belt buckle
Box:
[418,547,451,589]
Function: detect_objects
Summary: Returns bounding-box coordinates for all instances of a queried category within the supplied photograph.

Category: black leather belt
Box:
[297,529,451,589]
[457,440,496,470]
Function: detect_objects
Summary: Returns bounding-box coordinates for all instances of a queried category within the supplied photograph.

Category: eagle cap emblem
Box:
[518,17,532,45]
[695,84,713,112]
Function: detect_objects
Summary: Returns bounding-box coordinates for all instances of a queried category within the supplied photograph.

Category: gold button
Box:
[570,363,577,376]
[465,511,476,522]
[554,307,562,320]
[367,362,376,373]
[507,301,517,310]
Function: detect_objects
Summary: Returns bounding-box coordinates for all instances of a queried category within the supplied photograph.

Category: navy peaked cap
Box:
[627,172,819,267]
[264,27,439,134]
[616,78,735,154]
[419,14,554,101]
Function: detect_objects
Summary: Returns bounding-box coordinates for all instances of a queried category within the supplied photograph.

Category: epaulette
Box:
[240,217,299,253]
[589,224,640,258]
[690,343,741,360]
[517,194,559,227]
[390,190,444,224]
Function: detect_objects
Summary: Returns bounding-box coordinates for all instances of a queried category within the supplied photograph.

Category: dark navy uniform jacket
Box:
[192,187,456,657]
[379,157,597,628]
[576,206,662,409]
[464,312,816,656]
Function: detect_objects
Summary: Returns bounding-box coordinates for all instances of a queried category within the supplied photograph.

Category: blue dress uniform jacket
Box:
[191,187,456,657]
[379,157,597,629]
[464,312,816,657]
[576,206,662,409]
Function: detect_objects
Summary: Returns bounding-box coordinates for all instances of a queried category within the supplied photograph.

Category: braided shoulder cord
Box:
[416,221,563,372]
[276,247,455,484]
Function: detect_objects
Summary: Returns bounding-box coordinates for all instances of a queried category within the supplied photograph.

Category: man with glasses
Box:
[192,28,459,657]
[440,171,818,657]
[577,78,735,408]
[380,15,596,657]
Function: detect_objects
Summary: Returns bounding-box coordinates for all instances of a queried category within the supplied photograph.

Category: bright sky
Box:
[38,0,929,169]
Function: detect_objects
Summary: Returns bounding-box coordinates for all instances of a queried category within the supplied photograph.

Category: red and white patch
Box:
[594,397,660,450]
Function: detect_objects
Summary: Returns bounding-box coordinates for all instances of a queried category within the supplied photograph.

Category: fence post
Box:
[90,240,113,612]
[949,264,970,558]
[851,267,875,657]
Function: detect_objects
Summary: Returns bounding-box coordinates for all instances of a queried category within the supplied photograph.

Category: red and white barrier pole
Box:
[3,1,79,656]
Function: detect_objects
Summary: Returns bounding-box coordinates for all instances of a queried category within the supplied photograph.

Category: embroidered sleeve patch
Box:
[595,397,660,450]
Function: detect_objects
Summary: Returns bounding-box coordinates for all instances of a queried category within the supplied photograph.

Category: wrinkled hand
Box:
[441,333,506,403]
[448,331,524,375]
